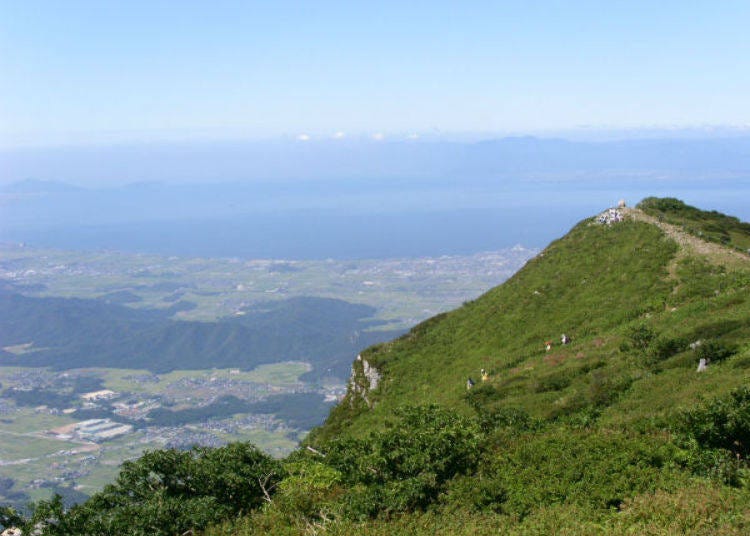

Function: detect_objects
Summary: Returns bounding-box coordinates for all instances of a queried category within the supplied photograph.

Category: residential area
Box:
[0,363,339,508]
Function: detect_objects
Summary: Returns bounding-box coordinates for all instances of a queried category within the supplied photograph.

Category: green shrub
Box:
[273,459,344,521]
[677,386,750,460]
[638,197,750,252]
[533,369,576,393]
[626,324,656,352]
[440,474,507,513]
[675,442,742,486]
[588,370,633,408]
[649,336,688,362]
[465,385,542,432]
[696,340,736,363]
[484,431,683,516]
[547,392,589,420]
[25,443,283,536]
[325,405,482,516]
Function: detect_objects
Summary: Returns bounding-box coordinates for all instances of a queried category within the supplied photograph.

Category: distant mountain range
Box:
[3,135,750,184]
[0,179,83,194]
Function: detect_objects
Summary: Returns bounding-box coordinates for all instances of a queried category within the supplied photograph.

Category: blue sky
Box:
[2,1,750,147]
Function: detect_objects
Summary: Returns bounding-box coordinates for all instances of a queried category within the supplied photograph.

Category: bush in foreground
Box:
[21,443,282,536]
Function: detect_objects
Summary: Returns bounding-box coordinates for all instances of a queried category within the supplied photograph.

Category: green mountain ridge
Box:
[314,199,750,443]
[5,198,750,535]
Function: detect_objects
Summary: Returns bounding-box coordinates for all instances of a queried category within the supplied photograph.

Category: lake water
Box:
[1,180,748,259]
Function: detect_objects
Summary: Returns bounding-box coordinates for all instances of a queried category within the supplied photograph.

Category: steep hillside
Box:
[213,198,750,535]
[314,202,750,442]
[7,199,750,536]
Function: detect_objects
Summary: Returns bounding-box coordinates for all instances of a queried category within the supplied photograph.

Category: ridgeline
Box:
[314,198,750,441]
[4,198,750,535]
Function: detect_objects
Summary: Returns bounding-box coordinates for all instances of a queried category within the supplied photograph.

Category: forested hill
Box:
[5,198,750,535]
[0,292,401,380]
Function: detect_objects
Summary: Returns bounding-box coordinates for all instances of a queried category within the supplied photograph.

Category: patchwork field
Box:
[0,244,536,329]
[0,362,329,509]
[0,244,536,509]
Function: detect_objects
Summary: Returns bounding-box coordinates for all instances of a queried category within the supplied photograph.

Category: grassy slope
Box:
[639,196,750,252]
[236,202,750,534]
[316,209,750,443]
[207,201,750,535]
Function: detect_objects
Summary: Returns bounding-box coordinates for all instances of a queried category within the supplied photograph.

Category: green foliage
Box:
[440,474,508,513]
[638,197,750,251]
[269,459,344,523]
[484,430,685,516]
[588,370,633,408]
[649,336,688,362]
[696,339,737,364]
[0,505,24,531]
[533,368,577,393]
[675,443,742,486]
[325,405,482,516]
[465,385,540,433]
[675,258,731,301]
[678,386,750,459]
[23,442,282,536]
[626,324,656,352]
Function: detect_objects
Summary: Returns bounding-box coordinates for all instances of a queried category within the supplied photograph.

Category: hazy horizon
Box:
[3,2,750,149]
[2,2,750,258]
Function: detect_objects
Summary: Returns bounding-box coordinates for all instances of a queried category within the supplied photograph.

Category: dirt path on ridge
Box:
[622,207,750,268]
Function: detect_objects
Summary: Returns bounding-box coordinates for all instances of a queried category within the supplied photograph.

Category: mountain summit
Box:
[314,198,750,443]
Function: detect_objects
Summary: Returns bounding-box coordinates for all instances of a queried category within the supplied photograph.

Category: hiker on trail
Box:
[481,369,489,382]
[561,334,571,345]
[466,378,475,390]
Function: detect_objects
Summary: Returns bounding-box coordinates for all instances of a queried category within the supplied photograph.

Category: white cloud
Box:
[406,133,419,140]
[371,132,384,141]
[332,131,346,139]
[296,133,311,141]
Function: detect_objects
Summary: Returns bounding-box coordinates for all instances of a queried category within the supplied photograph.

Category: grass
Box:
[0,431,73,461]
[639,197,750,253]
[206,479,750,536]
[97,362,311,396]
[314,208,750,443]
[0,408,78,434]
[316,219,685,439]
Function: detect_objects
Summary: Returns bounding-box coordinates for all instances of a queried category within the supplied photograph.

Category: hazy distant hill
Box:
[4,136,750,184]
[0,178,81,193]
[0,293,402,379]
[3,137,750,259]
